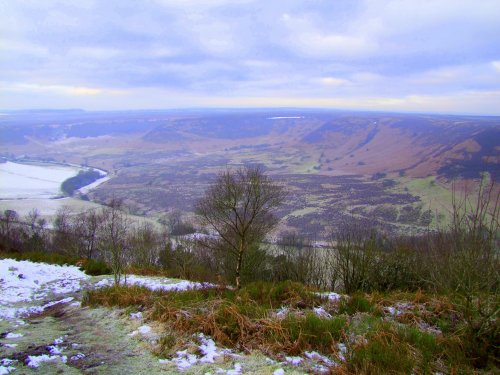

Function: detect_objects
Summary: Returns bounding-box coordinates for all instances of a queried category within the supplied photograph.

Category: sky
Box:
[1,0,500,114]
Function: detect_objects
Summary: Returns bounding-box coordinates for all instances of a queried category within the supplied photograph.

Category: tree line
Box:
[1,166,498,298]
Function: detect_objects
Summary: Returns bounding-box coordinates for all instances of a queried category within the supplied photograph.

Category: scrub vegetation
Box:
[1,168,498,373]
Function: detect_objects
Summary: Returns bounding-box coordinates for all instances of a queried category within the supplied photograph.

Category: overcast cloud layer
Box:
[1,0,500,114]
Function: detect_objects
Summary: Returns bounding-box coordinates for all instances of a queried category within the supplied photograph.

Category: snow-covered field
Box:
[0,161,112,222]
[0,197,101,219]
[0,161,81,199]
[0,259,88,320]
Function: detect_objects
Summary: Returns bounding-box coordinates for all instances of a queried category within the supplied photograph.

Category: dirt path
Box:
[1,290,169,374]
[0,261,293,374]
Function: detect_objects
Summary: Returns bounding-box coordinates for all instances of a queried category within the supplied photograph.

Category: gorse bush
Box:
[79,258,111,275]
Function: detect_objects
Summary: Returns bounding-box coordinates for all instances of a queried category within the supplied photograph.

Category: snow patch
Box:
[316,292,342,302]
[159,333,234,371]
[304,351,336,367]
[47,345,63,355]
[70,353,86,361]
[130,311,143,320]
[285,356,303,365]
[275,306,289,319]
[95,275,214,292]
[0,365,16,374]
[273,369,285,375]
[0,359,16,373]
[199,335,219,363]
[173,350,198,370]
[0,259,87,320]
[18,297,75,316]
[337,343,347,361]
[313,306,332,319]
[221,363,242,375]
[26,354,67,368]
[138,325,152,334]
[5,332,23,339]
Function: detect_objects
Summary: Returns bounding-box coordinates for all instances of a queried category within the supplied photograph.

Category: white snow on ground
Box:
[220,363,242,374]
[316,292,342,302]
[17,297,75,317]
[130,311,143,320]
[26,354,67,368]
[128,325,152,336]
[285,356,303,365]
[0,366,16,374]
[138,325,152,334]
[274,306,289,319]
[273,369,285,375]
[0,259,88,319]
[159,333,234,371]
[23,336,69,368]
[385,306,399,315]
[0,359,16,374]
[383,303,442,335]
[70,353,86,361]
[199,334,220,363]
[0,161,81,199]
[95,275,214,292]
[313,306,332,319]
[4,332,23,339]
[337,343,347,361]
[304,351,336,367]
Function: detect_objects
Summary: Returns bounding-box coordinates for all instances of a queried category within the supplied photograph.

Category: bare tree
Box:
[53,206,79,256]
[129,222,162,268]
[195,165,286,289]
[76,209,102,260]
[99,199,130,285]
[329,217,378,293]
[0,209,19,251]
[25,209,48,253]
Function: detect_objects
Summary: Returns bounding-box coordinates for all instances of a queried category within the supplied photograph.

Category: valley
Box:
[1,109,499,239]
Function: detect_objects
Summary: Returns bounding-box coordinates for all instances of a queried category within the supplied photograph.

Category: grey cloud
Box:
[1,0,500,113]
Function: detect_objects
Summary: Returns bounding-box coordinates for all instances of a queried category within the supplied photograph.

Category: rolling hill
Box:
[1,109,498,238]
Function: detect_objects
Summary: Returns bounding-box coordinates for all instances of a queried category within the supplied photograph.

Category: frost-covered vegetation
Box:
[1,169,499,373]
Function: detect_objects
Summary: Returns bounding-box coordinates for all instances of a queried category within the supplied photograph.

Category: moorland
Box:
[1,109,499,239]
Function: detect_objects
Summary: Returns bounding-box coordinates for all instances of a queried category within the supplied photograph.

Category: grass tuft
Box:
[83,282,499,372]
